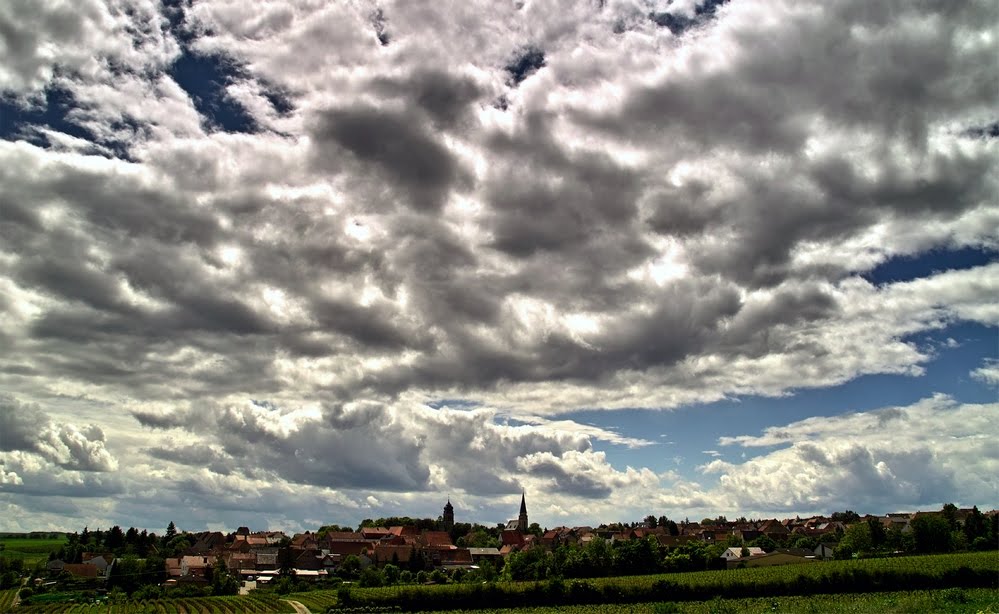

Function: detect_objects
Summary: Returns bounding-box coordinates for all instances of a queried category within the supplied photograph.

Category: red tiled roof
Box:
[325,532,365,542]
[501,530,525,546]
[373,544,415,564]
[422,531,453,547]
[361,527,392,539]
[63,564,100,578]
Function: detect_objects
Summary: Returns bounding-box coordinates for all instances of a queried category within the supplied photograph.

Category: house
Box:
[437,548,474,570]
[165,558,183,578]
[291,533,319,550]
[758,519,790,538]
[255,549,279,570]
[323,531,366,543]
[372,544,416,566]
[467,547,503,565]
[290,548,324,571]
[361,527,392,540]
[180,555,216,578]
[224,552,257,573]
[540,529,561,549]
[62,564,100,579]
[722,547,765,562]
[421,531,453,548]
[814,543,836,560]
[189,532,226,554]
[82,554,114,577]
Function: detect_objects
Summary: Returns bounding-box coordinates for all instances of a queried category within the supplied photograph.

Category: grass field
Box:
[296,551,997,611]
[423,588,999,613]
[0,538,67,567]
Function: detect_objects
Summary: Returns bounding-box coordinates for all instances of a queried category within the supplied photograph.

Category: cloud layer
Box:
[0,0,996,529]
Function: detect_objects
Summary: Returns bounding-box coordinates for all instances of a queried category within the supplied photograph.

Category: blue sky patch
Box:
[168,50,257,134]
[863,246,997,286]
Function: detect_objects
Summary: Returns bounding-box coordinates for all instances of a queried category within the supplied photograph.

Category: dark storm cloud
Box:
[134,401,430,492]
[312,105,466,211]
[0,149,222,247]
[519,455,611,498]
[131,401,623,499]
[2,0,997,530]
[0,394,117,472]
[596,1,998,155]
[0,395,45,451]
[370,70,483,130]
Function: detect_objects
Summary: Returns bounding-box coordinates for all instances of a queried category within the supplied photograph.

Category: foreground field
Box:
[8,551,998,613]
[11,593,296,613]
[425,588,999,613]
[7,589,998,613]
[310,551,997,611]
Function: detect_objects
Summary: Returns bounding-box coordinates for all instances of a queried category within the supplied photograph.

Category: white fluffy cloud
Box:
[0,0,996,529]
[654,395,998,515]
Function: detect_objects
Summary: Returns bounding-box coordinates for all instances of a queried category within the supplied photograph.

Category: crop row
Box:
[13,593,295,613]
[326,551,998,611]
[418,587,999,614]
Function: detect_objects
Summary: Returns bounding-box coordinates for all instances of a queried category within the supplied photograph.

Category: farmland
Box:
[422,588,999,613]
[315,551,998,610]
[5,551,997,613]
[10,592,295,613]
[0,538,68,567]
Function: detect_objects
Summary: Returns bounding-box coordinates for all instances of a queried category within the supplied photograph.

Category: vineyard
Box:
[9,593,296,613]
[319,551,998,611]
[0,590,17,612]
[421,588,999,613]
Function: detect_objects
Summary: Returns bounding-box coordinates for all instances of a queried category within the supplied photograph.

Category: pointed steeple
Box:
[517,491,528,532]
[443,497,454,533]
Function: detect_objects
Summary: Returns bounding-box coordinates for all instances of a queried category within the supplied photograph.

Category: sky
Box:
[0,0,997,534]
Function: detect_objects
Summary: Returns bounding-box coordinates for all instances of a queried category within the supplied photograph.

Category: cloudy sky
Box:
[1,0,997,534]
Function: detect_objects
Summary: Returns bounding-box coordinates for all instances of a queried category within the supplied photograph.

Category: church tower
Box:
[443,498,454,533]
[517,491,528,533]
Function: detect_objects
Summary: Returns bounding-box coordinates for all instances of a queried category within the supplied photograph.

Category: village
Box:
[36,498,996,595]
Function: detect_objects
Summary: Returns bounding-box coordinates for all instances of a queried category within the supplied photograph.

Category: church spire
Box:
[517,491,528,532]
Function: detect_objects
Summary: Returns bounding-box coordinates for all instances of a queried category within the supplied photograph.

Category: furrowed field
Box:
[10,592,296,613]
[320,551,998,611]
[422,588,999,613]
[6,551,997,613]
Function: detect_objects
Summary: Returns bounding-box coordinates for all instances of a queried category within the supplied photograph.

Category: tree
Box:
[210,558,239,595]
[382,563,401,585]
[358,566,384,587]
[911,514,953,553]
[339,555,362,579]
[830,510,860,523]
[751,535,777,553]
[643,515,658,528]
[866,517,887,550]
[165,522,177,542]
[963,506,988,543]
[941,503,959,530]
[835,522,872,558]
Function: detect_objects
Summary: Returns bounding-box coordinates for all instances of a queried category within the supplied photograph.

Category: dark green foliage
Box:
[313,552,997,612]
[911,515,954,553]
